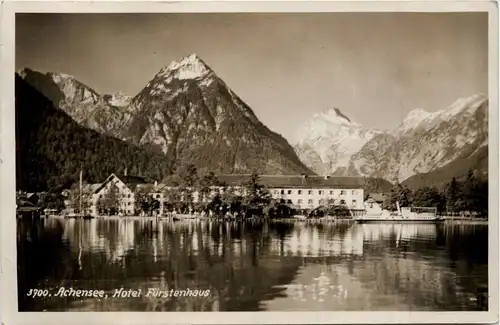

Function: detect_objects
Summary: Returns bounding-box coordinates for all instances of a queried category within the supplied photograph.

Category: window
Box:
[352,190,356,195]
[287,190,292,195]
[329,190,334,195]
[298,190,302,195]
[156,194,161,198]
[287,199,292,204]
[318,190,323,195]
[274,190,279,195]
[340,190,346,195]
[308,199,313,204]
[281,190,285,195]
[128,202,131,206]
[319,199,324,205]
[352,199,357,205]
[298,199,303,204]
[340,199,346,205]
[308,190,313,195]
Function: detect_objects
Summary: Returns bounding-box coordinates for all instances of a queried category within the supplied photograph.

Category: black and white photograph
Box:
[1,2,498,324]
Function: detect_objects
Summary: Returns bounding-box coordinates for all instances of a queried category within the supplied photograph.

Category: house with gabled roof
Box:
[90,173,165,216]
[64,173,165,216]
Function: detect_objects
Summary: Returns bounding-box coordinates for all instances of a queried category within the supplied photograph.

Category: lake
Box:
[17,218,488,311]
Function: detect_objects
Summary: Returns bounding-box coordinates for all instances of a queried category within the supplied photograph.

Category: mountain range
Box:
[19,53,488,191]
[19,54,312,179]
[294,94,488,188]
[15,74,173,192]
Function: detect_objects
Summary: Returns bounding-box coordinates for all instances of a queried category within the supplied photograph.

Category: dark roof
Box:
[213,174,367,189]
[17,206,42,212]
[368,193,386,202]
[16,198,39,209]
[94,174,155,193]
[114,174,154,185]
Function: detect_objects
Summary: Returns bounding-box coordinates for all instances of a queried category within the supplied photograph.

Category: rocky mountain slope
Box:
[15,74,173,191]
[19,68,127,137]
[123,54,312,174]
[295,94,488,184]
[293,108,383,175]
[20,54,313,175]
[346,94,488,182]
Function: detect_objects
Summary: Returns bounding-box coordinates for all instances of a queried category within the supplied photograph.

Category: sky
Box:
[16,13,488,142]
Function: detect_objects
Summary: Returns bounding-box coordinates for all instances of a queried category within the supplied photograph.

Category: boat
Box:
[355,201,443,223]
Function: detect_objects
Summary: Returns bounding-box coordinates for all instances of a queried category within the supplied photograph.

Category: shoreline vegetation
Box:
[36,165,488,221]
[44,214,488,224]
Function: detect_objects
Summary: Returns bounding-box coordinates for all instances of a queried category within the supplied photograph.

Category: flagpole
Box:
[79,167,83,216]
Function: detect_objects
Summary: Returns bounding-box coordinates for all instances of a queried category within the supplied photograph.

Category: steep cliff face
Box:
[295,94,488,184]
[19,68,127,137]
[293,108,383,175]
[20,54,313,175]
[15,74,172,191]
[125,54,312,174]
[350,94,488,182]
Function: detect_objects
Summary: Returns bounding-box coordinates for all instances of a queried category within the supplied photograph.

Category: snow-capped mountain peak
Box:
[396,94,488,136]
[294,106,382,175]
[316,107,356,126]
[158,53,212,80]
[397,108,431,135]
[439,93,487,119]
[104,91,132,107]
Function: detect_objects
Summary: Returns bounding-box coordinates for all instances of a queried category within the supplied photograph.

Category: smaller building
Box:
[16,197,42,219]
[66,173,165,216]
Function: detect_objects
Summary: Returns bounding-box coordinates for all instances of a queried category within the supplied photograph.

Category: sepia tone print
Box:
[14,12,489,312]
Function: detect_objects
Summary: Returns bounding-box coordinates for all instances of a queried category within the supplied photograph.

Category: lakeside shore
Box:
[42,214,488,224]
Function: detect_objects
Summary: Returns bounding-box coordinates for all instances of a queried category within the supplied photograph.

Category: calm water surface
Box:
[17,218,488,311]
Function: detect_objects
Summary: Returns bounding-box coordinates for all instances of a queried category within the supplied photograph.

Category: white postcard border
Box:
[1,1,498,324]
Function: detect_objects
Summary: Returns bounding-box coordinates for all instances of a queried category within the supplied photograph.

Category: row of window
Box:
[274,189,359,196]
[287,199,357,205]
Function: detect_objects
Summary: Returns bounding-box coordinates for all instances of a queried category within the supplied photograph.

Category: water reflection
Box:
[17,218,488,311]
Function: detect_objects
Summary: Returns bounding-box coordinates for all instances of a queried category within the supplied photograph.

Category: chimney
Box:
[154,180,158,187]
[124,167,128,176]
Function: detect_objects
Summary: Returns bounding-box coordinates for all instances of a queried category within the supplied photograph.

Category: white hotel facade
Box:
[67,173,366,216]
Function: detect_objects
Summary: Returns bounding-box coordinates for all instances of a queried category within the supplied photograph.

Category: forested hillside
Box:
[15,74,173,192]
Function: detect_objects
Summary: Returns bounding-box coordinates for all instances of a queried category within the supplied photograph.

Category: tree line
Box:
[382,170,488,217]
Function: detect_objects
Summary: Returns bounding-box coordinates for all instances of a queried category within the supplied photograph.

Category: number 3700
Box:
[27,289,50,297]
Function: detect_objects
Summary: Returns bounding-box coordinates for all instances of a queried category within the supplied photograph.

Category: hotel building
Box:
[65,173,366,216]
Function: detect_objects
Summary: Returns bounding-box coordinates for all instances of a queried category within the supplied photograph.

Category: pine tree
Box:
[445,177,459,214]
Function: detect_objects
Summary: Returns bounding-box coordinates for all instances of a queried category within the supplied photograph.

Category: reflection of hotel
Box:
[271,226,364,257]
[185,222,365,258]
[57,218,145,262]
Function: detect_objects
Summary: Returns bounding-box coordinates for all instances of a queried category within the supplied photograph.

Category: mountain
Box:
[401,145,488,190]
[20,54,313,175]
[124,54,312,175]
[293,108,384,175]
[15,74,172,192]
[345,94,488,183]
[19,68,127,137]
